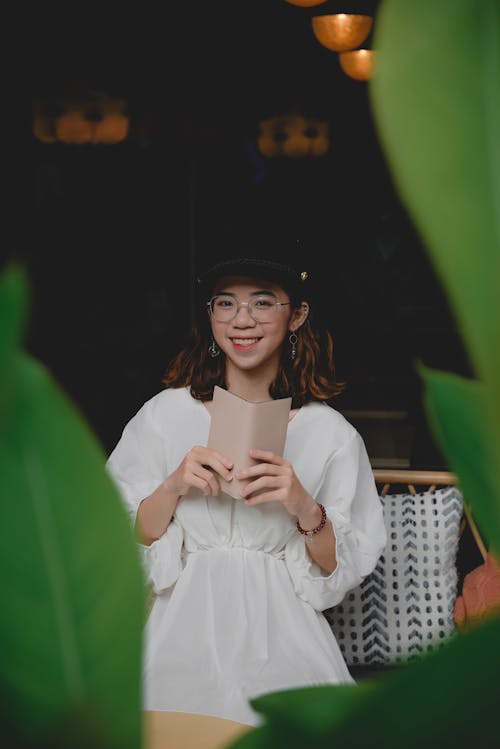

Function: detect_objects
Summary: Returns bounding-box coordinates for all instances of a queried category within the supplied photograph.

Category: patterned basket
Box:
[324,486,463,666]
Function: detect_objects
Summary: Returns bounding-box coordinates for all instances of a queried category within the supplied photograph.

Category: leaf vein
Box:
[25,447,85,698]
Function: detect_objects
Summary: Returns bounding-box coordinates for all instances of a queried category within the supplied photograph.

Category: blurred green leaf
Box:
[229,2,500,749]
[226,682,377,749]
[370,0,500,401]
[419,364,500,553]
[0,701,121,749]
[0,265,28,420]
[224,726,269,749]
[0,266,145,749]
[229,617,500,749]
[249,682,376,734]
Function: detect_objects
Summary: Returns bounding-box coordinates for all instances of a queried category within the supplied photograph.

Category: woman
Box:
[106,255,386,726]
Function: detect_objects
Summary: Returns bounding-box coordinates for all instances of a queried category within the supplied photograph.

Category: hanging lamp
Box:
[32,90,129,145]
[311,13,373,52]
[284,0,327,6]
[257,112,330,158]
[338,49,376,80]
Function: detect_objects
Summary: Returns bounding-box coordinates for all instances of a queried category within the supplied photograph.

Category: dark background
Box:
[4,0,473,462]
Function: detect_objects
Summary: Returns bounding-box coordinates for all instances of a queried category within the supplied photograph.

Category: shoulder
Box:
[127,386,195,430]
[299,401,357,438]
[295,401,358,450]
[286,401,370,479]
[143,385,193,412]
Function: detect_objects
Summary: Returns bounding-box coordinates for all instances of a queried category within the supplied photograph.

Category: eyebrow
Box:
[216,290,278,297]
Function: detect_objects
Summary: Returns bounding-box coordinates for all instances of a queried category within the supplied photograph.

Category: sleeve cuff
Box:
[138,519,184,594]
[285,506,358,611]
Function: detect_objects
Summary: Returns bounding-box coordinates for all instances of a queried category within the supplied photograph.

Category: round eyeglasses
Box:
[207,294,291,323]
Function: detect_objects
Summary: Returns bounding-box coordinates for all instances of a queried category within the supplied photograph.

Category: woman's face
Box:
[208,275,308,377]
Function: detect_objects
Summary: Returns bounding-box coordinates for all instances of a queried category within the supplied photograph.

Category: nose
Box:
[233,301,255,325]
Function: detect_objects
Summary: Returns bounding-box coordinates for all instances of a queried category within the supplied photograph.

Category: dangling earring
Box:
[208,339,221,358]
[289,332,298,360]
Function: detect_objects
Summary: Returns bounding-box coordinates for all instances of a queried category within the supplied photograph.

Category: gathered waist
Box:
[185,546,286,561]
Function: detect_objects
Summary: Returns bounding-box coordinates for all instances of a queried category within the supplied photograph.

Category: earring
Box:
[289,332,298,360]
[208,339,221,358]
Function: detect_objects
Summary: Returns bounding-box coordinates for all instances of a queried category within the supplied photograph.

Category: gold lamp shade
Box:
[311,13,373,52]
[55,111,94,144]
[92,113,129,144]
[92,98,129,144]
[257,113,330,158]
[32,111,57,143]
[338,49,376,81]
[284,0,327,6]
[32,91,129,144]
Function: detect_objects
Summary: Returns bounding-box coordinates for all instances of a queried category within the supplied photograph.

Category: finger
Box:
[199,456,234,482]
[214,453,234,470]
[236,463,282,480]
[241,475,282,498]
[194,466,222,495]
[187,473,219,496]
[244,489,284,505]
[193,446,234,470]
[248,449,285,464]
[186,463,221,495]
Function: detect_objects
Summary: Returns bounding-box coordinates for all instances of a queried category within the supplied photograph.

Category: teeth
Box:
[233,338,258,345]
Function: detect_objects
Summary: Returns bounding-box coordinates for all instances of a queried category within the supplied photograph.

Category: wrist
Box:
[296,502,327,539]
[296,500,322,530]
[161,475,182,506]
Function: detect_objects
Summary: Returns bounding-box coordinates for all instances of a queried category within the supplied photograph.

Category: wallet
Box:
[207,386,292,499]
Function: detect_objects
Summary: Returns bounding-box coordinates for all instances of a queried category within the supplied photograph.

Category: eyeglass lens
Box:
[210,295,281,322]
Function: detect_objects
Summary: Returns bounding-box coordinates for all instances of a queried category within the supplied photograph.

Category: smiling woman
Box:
[105,248,387,726]
[205,277,306,387]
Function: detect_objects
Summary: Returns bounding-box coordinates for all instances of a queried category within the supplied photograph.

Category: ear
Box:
[289,302,309,332]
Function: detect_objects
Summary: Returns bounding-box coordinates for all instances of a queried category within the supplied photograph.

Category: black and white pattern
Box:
[324,487,463,666]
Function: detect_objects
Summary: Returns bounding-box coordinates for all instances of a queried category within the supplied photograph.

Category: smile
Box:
[230,337,261,348]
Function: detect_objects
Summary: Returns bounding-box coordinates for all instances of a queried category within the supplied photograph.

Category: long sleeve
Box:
[106,398,185,594]
[285,431,386,611]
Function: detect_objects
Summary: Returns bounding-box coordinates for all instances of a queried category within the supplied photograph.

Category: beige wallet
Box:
[207,386,292,499]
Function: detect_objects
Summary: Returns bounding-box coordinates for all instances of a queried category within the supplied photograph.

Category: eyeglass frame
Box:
[206,292,292,323]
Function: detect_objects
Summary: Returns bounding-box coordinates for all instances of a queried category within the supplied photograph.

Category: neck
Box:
[225,359,278,402]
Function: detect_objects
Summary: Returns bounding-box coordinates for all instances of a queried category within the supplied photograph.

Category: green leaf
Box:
[225,724,276,749]
[0,265,28,421]
[370,0,500,398]
[419,364,500,553]
[225,679,377,749]
[249,681,376,734]
[0,351,145,749]
[228,617,500,749]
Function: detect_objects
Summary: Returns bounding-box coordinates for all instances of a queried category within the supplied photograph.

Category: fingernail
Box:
[227,473,233,481]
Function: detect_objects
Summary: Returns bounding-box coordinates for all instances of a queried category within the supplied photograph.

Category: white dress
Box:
[106,386,386,726]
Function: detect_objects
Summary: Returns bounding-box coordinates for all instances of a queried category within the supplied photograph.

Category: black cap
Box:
[196,257,309,302]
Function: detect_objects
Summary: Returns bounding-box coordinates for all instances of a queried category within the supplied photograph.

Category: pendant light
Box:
[284,0,327,6]
[311,13,373,52]
[338,49,376,80]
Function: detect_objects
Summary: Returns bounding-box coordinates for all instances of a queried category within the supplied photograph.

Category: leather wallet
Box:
[207,386,292,499]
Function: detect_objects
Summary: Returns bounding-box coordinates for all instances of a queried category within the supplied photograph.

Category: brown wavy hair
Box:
[162,295,345,409]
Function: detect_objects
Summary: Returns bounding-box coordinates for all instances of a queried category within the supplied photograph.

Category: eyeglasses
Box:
[207,294,291,323]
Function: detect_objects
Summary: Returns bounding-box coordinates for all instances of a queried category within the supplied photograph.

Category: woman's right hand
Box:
[165,446,234,498]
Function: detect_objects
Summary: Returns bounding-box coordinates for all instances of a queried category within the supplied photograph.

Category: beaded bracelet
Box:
[296,503,327,539]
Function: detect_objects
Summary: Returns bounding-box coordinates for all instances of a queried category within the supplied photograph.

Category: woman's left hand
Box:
[236,448,317,520]
[240,449,336,574]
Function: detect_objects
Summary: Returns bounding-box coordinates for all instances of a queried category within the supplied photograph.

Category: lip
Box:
[230,337,262,350]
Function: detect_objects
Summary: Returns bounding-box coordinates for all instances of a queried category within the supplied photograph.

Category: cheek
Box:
[210,319,225,342]
[269,324,290,348]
